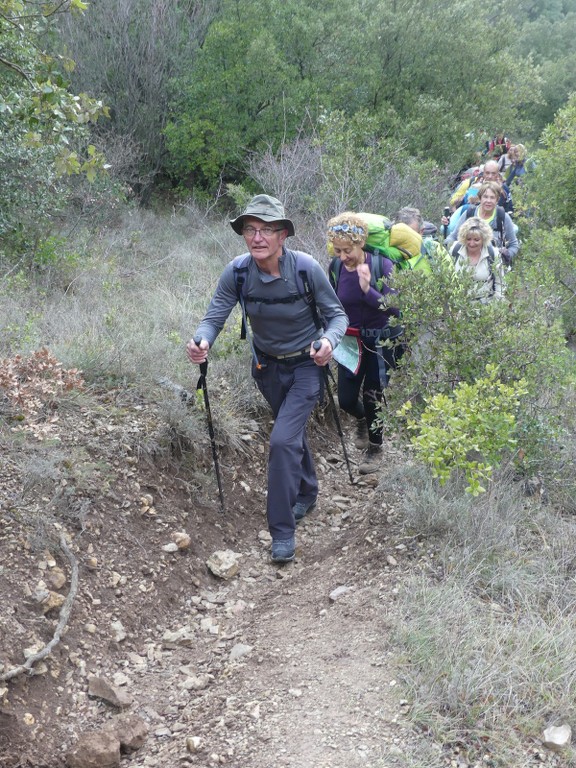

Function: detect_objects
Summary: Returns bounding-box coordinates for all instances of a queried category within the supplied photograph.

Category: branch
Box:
[0,54,32,83]
[0,532,79,682]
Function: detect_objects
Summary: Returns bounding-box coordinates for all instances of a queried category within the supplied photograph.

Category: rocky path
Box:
[0,389,438,768]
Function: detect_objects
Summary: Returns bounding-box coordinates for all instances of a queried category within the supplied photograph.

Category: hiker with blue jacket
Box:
[187,195,347,564]
[327,212,401,475]
[445,181,519,266]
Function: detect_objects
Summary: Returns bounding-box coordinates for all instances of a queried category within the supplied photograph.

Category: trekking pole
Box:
[442,206,450,240]
[193,336,225,513]
[313,341,354,484]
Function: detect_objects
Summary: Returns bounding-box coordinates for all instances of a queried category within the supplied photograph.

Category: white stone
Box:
[543,723,572,752]
[206,550,242,580]
[329,585,353,602]
[186,736,203,753]
[110,620,127,642]
[229,643,253,661]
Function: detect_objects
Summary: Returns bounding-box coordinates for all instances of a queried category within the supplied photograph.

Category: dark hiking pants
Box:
[252,358,321,541]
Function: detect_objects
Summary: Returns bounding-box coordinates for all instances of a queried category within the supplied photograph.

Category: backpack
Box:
[328,252,388,293]
[356,212,430,272]
[451,242,497,294]
[464,205,506,247]
[233,250,323,339]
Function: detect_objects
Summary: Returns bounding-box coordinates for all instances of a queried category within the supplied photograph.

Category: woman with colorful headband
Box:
[326,212,401,475]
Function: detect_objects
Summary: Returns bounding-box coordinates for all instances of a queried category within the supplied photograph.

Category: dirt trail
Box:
[0,391,437,768]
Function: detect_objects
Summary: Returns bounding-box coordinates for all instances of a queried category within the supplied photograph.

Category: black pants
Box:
[337,338,384,445]
[337,336,404,446]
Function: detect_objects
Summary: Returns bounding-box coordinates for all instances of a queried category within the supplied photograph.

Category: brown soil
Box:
[0,385,560,768]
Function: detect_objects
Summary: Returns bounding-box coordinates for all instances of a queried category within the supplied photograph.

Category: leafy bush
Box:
[517,94,576,229]
[400,365,527,495]
[386,255,575,480]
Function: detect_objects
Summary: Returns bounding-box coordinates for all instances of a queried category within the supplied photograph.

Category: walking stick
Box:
[193,336,225,513]
[442,206,450,240]
[313,341,354,484]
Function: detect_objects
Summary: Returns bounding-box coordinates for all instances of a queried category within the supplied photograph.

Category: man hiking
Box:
[187,194,348,563]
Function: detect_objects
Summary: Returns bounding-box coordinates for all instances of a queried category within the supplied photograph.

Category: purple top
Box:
[335,253,398,330]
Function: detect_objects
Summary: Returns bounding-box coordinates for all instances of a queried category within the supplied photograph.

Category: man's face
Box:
[483,163,501,182]
[242,217,287,264]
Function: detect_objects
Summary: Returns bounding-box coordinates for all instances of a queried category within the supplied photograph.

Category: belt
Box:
[361,326,404,340]
[255,346,311,362]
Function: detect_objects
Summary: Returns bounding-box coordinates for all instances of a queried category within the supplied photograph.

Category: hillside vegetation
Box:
[2,1,576,766]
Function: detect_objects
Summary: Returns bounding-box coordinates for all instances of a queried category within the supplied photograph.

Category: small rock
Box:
[206,550,242,580]
[178,673,213,691]
[162,626,196,647]
[66,730,121,768]
[543,723,572,752]
[186,736,203,753]
[172,531,191,550]
[112,672,130,687]
[110,620,126,642]
[104,713,149,752]
[48,567,67,590]
[162,543,179,553]
[229,643,253,661]
[329,585,353,602]
[88,675,133,709]
[386,555,398,567]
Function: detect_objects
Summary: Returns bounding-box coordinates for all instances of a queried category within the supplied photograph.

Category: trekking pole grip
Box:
[193,335,208,376]
[313,340,322,351]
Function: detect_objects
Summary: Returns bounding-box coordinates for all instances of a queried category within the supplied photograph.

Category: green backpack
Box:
[358,212,430,273]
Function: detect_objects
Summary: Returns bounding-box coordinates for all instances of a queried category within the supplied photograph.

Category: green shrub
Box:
[400,365,527,495]
[386,256,575,479]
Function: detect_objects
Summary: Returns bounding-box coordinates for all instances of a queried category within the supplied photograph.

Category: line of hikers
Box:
[187,179,520,563]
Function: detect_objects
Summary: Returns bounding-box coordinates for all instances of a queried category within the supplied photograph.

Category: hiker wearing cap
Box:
[187,195,347,564]
[326,211,400,475]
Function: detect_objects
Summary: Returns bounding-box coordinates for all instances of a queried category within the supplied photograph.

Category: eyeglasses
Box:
[242,225,284,238]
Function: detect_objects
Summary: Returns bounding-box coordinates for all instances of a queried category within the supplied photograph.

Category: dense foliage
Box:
[53,0,575,194]
[0,0,109,249]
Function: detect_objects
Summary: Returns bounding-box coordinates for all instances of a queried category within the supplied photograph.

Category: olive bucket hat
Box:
[229,194,295,237]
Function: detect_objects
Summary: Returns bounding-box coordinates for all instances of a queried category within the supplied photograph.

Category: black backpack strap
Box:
[487,245,497,294]
[293,251,323,331]
[328,256,341,290]
[496,206,505,243]
[232,254,251,340]
[370,252,384,287]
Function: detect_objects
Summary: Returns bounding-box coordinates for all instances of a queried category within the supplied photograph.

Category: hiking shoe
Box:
[358,443,383,475]
[355,418,369,449]
[293,499,316,523]
[271,536,296,563]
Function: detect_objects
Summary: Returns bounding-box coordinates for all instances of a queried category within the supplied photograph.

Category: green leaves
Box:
[0,0,110,248]
[401,365,527,495]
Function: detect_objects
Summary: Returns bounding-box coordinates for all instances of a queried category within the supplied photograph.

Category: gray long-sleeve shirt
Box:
[195,248,348,356]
